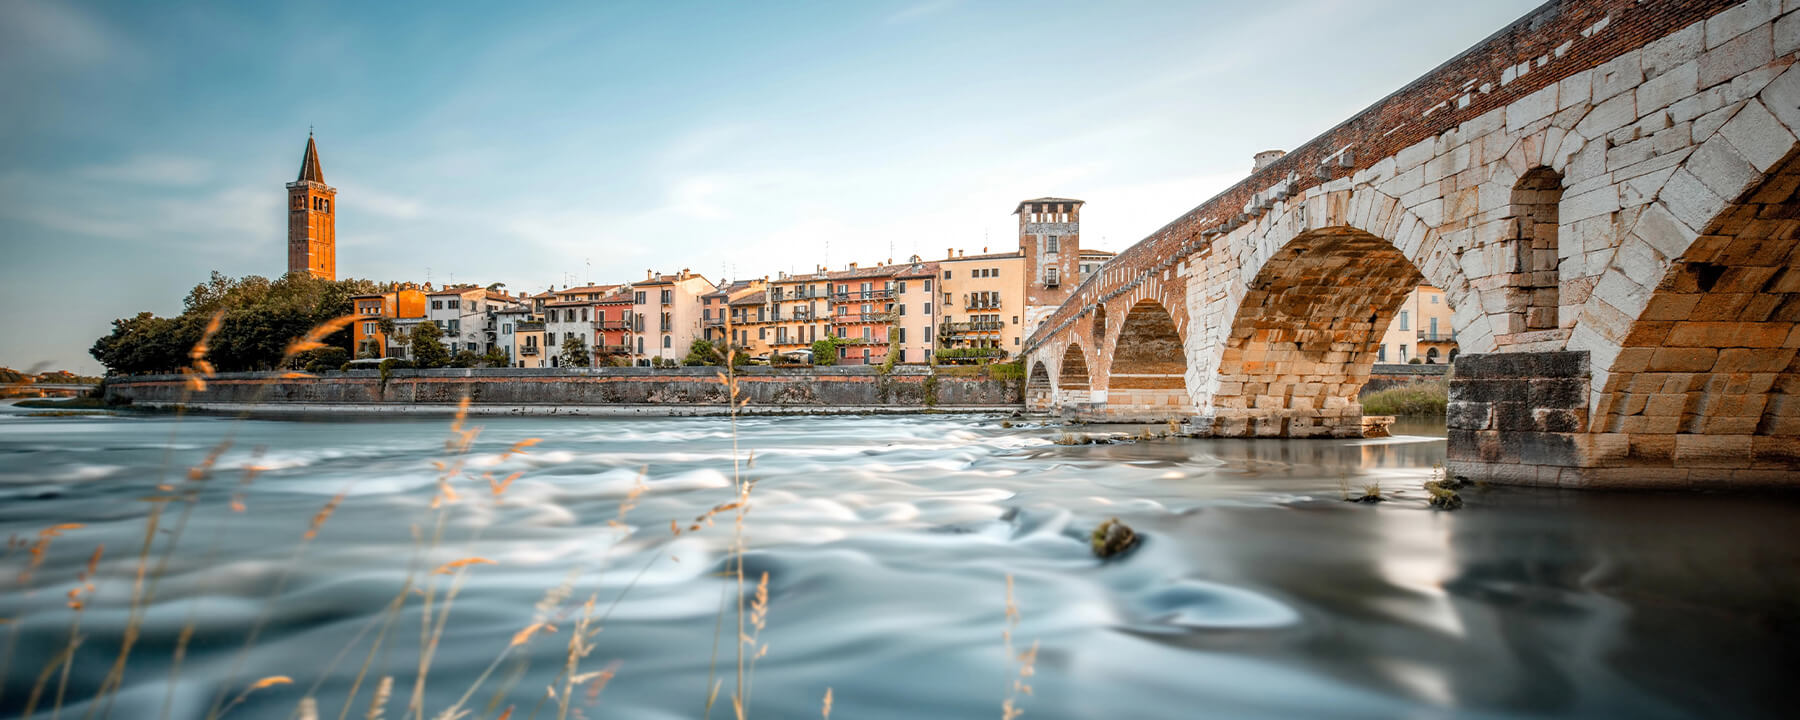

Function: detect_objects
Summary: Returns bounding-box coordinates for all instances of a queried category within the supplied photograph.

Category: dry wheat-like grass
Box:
[1000,574,1038,720]
[821,687,833,719]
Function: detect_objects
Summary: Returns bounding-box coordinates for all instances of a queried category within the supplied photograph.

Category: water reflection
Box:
[0,404,1792,719]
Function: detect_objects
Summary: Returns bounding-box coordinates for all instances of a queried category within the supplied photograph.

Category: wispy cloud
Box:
[885,0,958,25]
[78,154,212,186]
[0,0,116,68]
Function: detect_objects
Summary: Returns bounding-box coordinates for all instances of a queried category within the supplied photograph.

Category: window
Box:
[924,279,932,293]
[1430,317,1440,337]
[548,332,557,345]
[1400,344,1409,361]
[1399,311,1409,331]
[861,303,871,317]
[758,328,767,339]
[663,336,671,348]
[862,327,872,341]
[1012,316,1019,324]
[924,325,932,337]
[635,291,646,303]
[898,281,907,293]
[448,319,459,333]
[898,304,906,316]
[581,308,589,322]
[448,300,460,309]
[1045,236,1059,254]
[363,321,378,334]
[924,302,931,314]
[638,337,645,353]
[1430,294,1439,305]
[1045,267,1060,286]
[661,289,673,303]
[991,268,1000,277]
[943,270,952,279]
[943,292,951,305]
[898,328,906,343]
[432,300,443,310]
[502,323,513,334]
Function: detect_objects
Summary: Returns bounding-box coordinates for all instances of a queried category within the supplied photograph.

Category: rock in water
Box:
[1091,517,1139,559]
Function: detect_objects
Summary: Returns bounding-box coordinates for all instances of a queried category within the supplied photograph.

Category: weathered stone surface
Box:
[1022,0,1800,488]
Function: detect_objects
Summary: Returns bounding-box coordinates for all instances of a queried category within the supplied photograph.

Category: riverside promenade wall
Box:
[103,366,1024,416]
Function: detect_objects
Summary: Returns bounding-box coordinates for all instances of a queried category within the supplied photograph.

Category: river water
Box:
[0,403,1794,719]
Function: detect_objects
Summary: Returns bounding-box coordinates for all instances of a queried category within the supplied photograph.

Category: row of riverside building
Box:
[340,197,1115,367]
[291,135,1454,368]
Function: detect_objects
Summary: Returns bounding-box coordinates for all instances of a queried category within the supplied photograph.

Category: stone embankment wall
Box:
[104,367,1023,415]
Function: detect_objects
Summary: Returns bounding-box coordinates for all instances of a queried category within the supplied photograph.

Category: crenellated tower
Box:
[1016,197,1082,335]
[286,133,337,279]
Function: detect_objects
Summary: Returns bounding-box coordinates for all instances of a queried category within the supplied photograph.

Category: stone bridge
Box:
[1023,0,1800,488]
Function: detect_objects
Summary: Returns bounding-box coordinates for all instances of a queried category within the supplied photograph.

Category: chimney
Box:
[958,250,965,258]
[1253,149,1286,172]
[680,268,690,279]
[646,269,654,280]
[946,247,954,260]
[849,262,858,270]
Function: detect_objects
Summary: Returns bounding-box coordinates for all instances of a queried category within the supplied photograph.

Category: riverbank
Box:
[103,365,1025,413]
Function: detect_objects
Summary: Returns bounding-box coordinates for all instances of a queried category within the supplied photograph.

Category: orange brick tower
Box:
[286,132,337,279]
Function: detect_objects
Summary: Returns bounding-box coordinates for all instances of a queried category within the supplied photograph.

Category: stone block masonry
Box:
[103,366,1023,415]
[1023,0,1800,488]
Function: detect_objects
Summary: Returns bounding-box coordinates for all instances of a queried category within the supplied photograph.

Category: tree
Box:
[811,338,843,366]
[357,338,382,359]
[684,339,721,366]
[449,349,483,368]
[481,345,511,368]
[411,321,450,368]
[560,334,591,367]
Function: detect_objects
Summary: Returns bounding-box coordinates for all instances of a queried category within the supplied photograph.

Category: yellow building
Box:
[350,286,427,359]
[1377,285,1458,364]
[936,251,1027,363]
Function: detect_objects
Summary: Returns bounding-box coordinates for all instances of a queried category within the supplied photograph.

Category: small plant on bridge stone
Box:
[1090,517,1139,559]
[1424,464,1463,510]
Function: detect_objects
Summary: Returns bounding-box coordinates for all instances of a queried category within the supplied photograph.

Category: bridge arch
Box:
[1057,342,1092,406]
[1212,227,1435,437]
[1103,299,1194,420]
[1025,360,1053,411]
[1584,144,1800,481]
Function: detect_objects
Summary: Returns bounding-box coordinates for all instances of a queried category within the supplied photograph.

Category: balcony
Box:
[519,346,540,356]
[830,289,895,301]
[595,320,631,331]
[1417,331,1458,343]
[964,300,1004,310]
[703,316,725,327]
[939,320,1004,335]
[597,344,632,355]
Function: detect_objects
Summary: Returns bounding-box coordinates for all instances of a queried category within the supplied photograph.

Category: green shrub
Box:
[1360,378,1447,415]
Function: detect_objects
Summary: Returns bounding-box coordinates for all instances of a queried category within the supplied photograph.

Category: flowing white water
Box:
[0,404,1794,719]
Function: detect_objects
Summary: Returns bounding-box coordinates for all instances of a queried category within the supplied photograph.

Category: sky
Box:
[0,0,1542,374]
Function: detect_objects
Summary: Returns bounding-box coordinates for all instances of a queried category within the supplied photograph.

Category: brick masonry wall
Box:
[105,367,1023,412]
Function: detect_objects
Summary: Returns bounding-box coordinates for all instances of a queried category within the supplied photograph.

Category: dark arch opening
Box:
[1594,146,1800,475]
[1092,304,1108,345]
[1059,344,1090,390]
[1512,167,1564,331]
[1027,361,1051,388]
[1215,227,1429,437]
[1105,300,1192,418]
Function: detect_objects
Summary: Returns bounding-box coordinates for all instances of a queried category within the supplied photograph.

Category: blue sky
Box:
[0,0,1539,373]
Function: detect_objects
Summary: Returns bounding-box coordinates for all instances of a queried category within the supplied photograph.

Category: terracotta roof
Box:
[941,251,1024,262]
[556,284,618,296]
[297,134,324,184]
[730,291,766,305]
[427,287,483,296]
[1079,249,1116,257]
[1013,197,1083,214]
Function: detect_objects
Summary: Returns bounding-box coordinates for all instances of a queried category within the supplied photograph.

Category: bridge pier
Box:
[1447,351,1593,486]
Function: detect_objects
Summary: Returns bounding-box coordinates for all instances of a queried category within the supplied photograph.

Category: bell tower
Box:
[1016,197,1082,335]
[286,132,337,279]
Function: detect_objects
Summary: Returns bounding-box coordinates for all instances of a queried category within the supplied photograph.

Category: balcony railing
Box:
[965,300,1004,310]
[830,289,894,301]
[595,320,631,331]
[703,316,725,327]
[519,346,539,356]
[1417,331,1457,342]
[940,320,1004,334]
[597,344,632,355]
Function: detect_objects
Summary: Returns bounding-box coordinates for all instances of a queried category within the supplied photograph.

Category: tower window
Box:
[1045,236,1059,254]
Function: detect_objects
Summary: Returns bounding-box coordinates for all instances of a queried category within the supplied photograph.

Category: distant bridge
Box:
[1024,0,1800,488]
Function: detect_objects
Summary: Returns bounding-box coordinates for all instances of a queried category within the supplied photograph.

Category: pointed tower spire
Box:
[297,133,324,183]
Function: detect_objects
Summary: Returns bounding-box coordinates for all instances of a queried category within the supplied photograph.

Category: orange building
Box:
[287,133,337,280]
[351,286,427,358]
